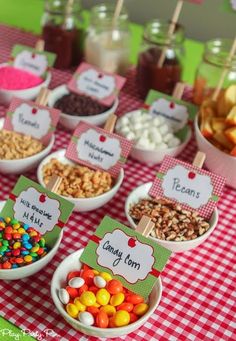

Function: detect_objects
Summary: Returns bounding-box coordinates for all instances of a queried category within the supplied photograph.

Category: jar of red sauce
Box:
[41,0,83,69]
[136,19,185,98]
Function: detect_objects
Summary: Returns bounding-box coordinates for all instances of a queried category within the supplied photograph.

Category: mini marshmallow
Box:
[159,124,170,136]
[126,131,136,140]
[168,137,181,148]
[133,122,143,130]
[136,137,151,149]
[153,117,162,126]
[120,126,130,135]
[140,130,149,139]
[163,133,174,143]
[119,115,130,126]
[149,130,162,144]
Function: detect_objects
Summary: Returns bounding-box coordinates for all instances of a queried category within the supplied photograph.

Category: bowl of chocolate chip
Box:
[48,85,119,131]
[125,182,218,253]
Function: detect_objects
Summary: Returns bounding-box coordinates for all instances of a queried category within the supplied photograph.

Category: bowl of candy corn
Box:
[0,201,63,280]
[125,182,218,253]
[0,63,51,105]
[0,118,55,174]
[194,85,236,188]
[116,110,191,164]
[51,249,162,338]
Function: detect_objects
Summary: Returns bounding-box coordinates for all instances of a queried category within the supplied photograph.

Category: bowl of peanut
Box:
[0,118,54,174]
[125,182,218,253]
[37,149,124,212]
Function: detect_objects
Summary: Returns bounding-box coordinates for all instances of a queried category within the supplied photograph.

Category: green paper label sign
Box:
[80,216,171,299]
[0,176,74,241]
[144,89,198,140]
[10,44,56,78]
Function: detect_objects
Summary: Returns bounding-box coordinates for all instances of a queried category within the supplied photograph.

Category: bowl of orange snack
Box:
[37,149,124,212]
[195,84,236,188]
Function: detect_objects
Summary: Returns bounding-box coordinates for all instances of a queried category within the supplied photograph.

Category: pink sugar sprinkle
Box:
[0,66,43,90]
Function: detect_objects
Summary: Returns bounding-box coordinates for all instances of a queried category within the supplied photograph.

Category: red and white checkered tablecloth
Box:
[0,25,235,341]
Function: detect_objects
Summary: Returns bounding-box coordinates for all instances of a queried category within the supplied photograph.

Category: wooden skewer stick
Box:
[135,215,155,237]
[172,81,186,100]
[63,0,75,28]
[35,39,45,52]
[112,0,124,31]
[192,151,206,168]
[35,87,51,106]
[46,174,62,193]
[212,36,236,102]
[103,114,118,133]
[157,0,184,68]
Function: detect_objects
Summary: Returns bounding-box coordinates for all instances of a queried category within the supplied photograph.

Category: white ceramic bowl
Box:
[48,85,119,131]
[0,63,51,106]
[0,118,55,174]
[125,182,219,253]
[37,149,124,212]
[116,110,192,164]
[194,115,236,189]
[0,201,63,280]
[51,248,162,338]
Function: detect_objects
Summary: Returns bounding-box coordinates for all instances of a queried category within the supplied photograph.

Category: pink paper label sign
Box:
[67,62,126,106]
[149,155,226,219]
[4,97,60,145]
[10,44,56,77]
[65,121,133,178]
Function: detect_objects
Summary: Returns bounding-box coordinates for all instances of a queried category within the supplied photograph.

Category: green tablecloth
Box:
[0,1,204,340]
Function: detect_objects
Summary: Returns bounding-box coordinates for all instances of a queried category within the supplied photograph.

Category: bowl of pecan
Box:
[37,149,124,212]
[125,182,218,253]
[0,118,54,174]
[48,85,119,131]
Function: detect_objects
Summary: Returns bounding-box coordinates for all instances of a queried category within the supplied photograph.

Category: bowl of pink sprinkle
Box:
[0,64,51,105]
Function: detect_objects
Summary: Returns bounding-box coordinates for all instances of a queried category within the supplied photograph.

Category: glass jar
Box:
[193,39,236,105]
[84,3,131,75]
[136,19,185,98]
[41,0,83,69]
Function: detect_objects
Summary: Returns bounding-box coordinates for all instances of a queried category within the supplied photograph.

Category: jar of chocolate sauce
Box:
[41,0,83,69]
[136,19,185,98]
[84,3,131,75]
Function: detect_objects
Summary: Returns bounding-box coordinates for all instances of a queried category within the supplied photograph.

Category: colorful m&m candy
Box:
[0,217,48,269]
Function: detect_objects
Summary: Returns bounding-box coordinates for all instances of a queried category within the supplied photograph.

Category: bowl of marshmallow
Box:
[116,110,191,164]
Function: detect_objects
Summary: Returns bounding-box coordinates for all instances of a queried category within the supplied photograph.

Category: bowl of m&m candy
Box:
[0,203,63,280]
[51,249,162,338]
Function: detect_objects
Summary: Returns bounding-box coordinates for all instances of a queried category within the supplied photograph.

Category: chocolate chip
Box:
[55,92,111,117]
